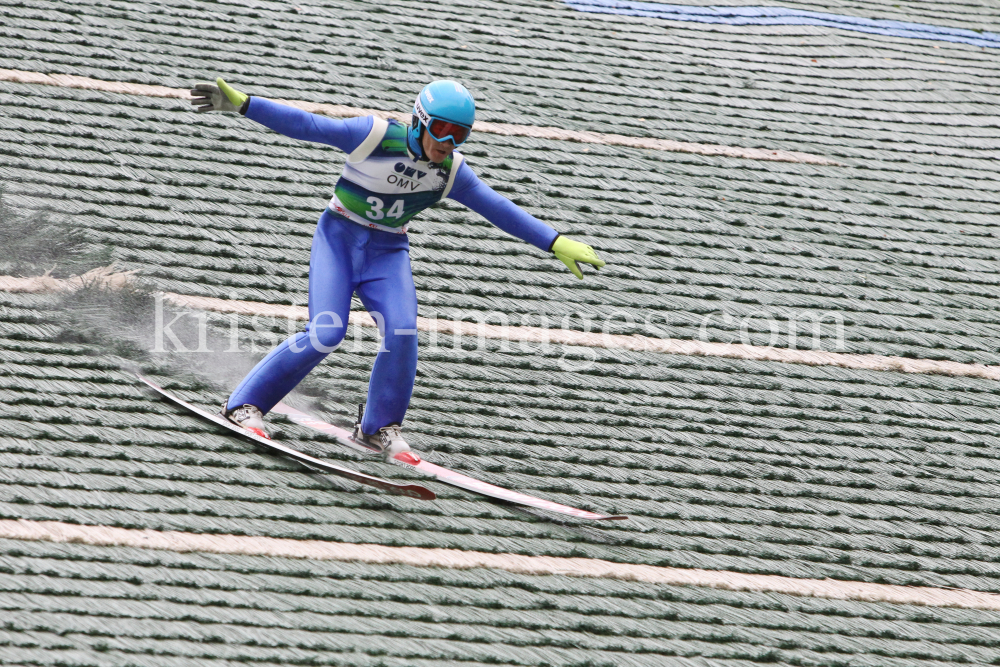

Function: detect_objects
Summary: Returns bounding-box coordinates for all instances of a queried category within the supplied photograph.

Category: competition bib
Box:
[328,118,463,233]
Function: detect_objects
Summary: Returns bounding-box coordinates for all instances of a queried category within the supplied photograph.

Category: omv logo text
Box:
[387,162,427,191]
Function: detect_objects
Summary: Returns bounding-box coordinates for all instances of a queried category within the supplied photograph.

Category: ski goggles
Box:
[414,97,472,146]
[426,118,471,146]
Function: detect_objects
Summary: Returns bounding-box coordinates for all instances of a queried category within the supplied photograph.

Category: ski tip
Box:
[598,514,629,521]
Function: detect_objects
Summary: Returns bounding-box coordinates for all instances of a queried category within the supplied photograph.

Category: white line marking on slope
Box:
[162,292,1000,381]
[1,274,995,380]
[0,68,841,165]
[0,266,137,293]
[3,519,999,611]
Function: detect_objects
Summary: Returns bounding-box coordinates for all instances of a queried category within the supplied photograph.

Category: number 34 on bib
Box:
[366,196,405,221]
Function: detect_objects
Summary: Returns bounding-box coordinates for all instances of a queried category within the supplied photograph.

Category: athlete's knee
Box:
[305,311,347,352]
[381,319,418,354]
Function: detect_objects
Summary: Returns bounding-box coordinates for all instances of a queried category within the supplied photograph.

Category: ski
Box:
[136,375,435,501]
[271,401,627,521]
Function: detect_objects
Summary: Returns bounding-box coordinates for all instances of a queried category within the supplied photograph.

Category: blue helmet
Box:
[407,80,476,159]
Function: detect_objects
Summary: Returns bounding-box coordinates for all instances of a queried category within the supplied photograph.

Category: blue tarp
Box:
[565,0,1000,48]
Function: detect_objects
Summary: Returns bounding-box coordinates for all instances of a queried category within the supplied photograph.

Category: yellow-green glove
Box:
[552,235,605,279]
[190,77,249,113]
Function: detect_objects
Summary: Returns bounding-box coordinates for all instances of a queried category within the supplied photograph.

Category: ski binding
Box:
[271,401,627,521]
[136,375,435,501]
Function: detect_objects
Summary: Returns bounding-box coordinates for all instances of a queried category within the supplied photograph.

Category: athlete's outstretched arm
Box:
[191,78,373,154]
[449,162,605,278]
[244,98,373,153]
[448,162,558,250]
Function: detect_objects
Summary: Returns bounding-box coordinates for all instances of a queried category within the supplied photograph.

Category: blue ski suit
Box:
[226,98,559,434]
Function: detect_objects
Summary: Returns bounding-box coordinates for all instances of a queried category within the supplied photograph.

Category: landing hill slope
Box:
[2,1,1000,665]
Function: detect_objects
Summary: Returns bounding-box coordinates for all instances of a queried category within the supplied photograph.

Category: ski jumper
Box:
[226,98,559,434]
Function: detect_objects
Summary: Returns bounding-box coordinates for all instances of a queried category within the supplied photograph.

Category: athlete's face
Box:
[421,131,454,163]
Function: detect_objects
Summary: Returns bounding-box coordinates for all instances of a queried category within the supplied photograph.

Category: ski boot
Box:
[352,403,417,462]
[221,402,271,440]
